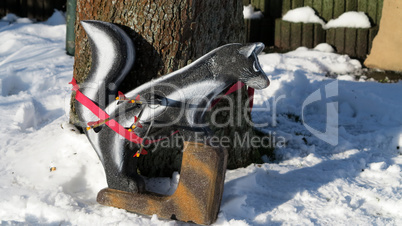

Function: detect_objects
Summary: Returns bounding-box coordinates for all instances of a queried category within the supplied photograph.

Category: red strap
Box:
[225,81,246,96]
[70,78,254,144]
[210,81,254,110]
[70,77,79,91]
[248,86,254,110]
[70,78,169,145]
[211,81,244,108]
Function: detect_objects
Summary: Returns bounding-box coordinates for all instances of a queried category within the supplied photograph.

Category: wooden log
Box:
[322,0,334,22]
[367,0,378,25]
[312,0,323,17]
[244,19,252,43]
[248,18,266,43]
[302,23,314,48]
[274,19,282,48]
[357,0,367,12]
[326,29,336,49]
[304,0,314,8]
[0,0,6,17]
[368,26,379,53]
[251,0,265,13]
[282,0,291,15]
[54,0,66,12]
[356,29,368,59]
[34,0,45,21]
[250,19,262,42]
[345,0,357,11]
[27,0,35,18]
[335,28,345,53]
[333,0,345,18]
[6,0,18,15]
[313,24,326,47]
[260,0,267,13]
[43,0,54,18]
[97,142,228,225]
[345,28,357,58]
[281,20,291,50]
[18,0,28,17]
[262,17,275,46]
[377,0,384,24]
[269,0,283,19]
[290,22,302,50]
[292,0,304,8]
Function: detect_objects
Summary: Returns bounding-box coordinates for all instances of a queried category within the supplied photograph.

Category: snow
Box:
[1,13,34,24]
[243,5,264,19]
[43,10,66,26]
[257,46,362,77]
[325,11,371,29]
[1,12,402,225]
[282,7,371,29]
[282,6,326,26]
[314,43,335,53]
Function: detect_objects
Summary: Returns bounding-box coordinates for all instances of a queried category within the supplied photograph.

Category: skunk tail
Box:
[77,20,135,124]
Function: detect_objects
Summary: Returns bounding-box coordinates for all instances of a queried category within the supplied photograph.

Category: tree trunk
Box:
[71,0,271,177]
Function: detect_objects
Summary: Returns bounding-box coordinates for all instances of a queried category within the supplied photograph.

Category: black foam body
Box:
[77,20,269,193]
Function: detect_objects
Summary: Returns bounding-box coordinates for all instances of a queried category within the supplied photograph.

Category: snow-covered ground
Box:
[1,12,402,225]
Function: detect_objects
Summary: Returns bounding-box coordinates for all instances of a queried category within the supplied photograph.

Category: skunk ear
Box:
[239,44,255,58]
[239,42,265,57]
[254,42,265,54]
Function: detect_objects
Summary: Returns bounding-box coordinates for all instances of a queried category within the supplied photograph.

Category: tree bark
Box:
[71,0,271,177]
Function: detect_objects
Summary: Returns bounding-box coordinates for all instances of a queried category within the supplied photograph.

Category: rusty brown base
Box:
[97,141,228,225]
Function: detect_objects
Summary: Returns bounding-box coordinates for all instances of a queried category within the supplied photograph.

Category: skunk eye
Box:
[253,61,260,72]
